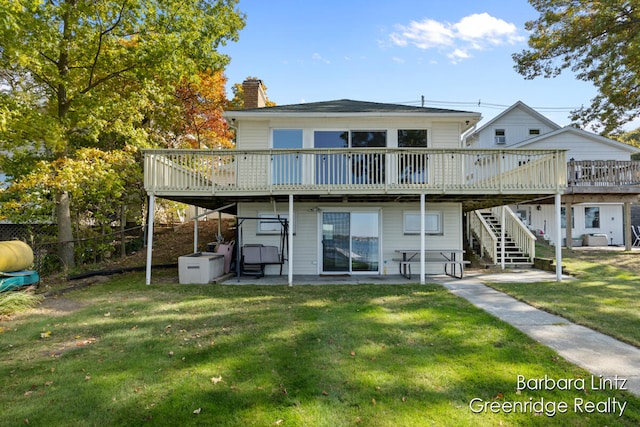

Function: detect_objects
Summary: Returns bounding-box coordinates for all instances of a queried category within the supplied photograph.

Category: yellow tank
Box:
[0,241,34,272]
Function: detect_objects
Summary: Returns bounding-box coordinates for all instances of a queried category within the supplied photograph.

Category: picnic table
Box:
[393,249,468,279]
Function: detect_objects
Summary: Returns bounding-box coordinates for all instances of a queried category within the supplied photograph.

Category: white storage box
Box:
[178,252,224,284]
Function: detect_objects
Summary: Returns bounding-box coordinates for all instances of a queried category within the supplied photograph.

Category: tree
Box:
[513,1,640,134]
[227,76,276,110]
[0,1,245,268]
[174,70,234,149]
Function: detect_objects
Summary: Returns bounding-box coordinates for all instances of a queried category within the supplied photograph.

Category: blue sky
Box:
[220,0,598,127]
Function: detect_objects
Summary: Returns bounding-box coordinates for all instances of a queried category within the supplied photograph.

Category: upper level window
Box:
[398,130,428,147]
[398,130,428,184]
[529,129,540,136]
[272,129,303,185]
[494,129,506,145]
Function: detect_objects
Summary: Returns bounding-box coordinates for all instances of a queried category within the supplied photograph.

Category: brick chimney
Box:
[242,79,267,109]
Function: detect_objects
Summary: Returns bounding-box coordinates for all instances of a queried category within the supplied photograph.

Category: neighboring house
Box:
[464,101,640,250]
[143,84,567,284]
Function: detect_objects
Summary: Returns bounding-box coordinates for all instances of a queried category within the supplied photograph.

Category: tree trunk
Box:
[56,191,75,269]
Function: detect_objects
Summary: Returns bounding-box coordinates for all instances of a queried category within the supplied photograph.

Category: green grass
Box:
[1,272,639,426]
[489,246,640,347]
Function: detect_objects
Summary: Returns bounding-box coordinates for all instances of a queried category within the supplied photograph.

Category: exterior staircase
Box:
[469,207,535,267]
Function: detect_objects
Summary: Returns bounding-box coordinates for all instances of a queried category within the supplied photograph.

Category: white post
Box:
[555,193,563,281]
[194,206,199,254]
[288,194,294,287]
[420,193,425,285]
[145,194,155,285]
[501,205,506,270]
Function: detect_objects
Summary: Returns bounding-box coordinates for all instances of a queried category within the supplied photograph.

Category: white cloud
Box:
[311,53,331,64]
[390,13,524,63]
[392,56,405,64]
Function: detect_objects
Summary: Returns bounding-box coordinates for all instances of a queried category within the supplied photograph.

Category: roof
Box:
[510,125,640,153]
[466,101,561,139]
[225,99,481,119]
[237,99,478,114]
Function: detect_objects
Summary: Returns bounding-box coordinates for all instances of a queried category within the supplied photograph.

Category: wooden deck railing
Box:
[143,148,566,196]
[567,160,640,186]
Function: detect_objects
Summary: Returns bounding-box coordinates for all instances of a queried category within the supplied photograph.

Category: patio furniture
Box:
[632,225,640,247]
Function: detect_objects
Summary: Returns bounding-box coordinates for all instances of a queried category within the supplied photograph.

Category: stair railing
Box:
[470,210,498,264]
[489,206,536,262]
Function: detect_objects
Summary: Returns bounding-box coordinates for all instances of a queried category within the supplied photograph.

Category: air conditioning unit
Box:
[495,136,506,145]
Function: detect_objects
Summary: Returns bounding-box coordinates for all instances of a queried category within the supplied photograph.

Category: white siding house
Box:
[144,91,568,284]
[465,101,640,249]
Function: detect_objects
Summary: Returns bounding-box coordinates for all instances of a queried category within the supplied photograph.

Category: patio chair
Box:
[632,225,640,247]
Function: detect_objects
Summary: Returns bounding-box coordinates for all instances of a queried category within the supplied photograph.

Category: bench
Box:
[393,249,470,279]
[241,244,284,277]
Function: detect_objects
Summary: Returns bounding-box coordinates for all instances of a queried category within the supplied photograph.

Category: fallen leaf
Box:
[24,391,33,397]
[274,420,284,426]
[44,381,53,387]
[193,408,201,414]
[84,375,91,381]
[321,390,329,396]
[104,312,110,317]
[168,351,174,357]
[210,376,223,384]
[350,351,356,357]
[402,396,407,402]
[40,331,51,339]
[371,398,376,405]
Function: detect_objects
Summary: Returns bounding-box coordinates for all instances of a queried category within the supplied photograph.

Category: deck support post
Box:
[194,207,199,253]
[565,202,573,248]
[288,194,294,286]
[420,193,425,285]
[555,193,563,282]
[624,202,632,251]
[145,194,155,285]
[500,206,506,270]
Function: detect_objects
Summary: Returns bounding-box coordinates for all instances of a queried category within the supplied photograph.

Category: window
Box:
[584,207,600,229]
[494,129,506,145]
[403,211,442,234]
[351,131,386,184]
[313,130,387,185]
[398,130,428,184]
[529,129,540,136]
[272,129,303,185]
[257,213,292,234]
[398,130,428,147]
[561,207,575,229]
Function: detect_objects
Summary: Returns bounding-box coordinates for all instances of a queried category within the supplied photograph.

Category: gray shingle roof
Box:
[234,99,476,115]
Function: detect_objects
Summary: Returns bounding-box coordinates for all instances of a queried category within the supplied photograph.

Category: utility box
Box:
[178,252,224,284]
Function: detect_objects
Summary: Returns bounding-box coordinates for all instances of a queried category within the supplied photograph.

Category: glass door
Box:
[322,212,350,272]
[321,211,379,273]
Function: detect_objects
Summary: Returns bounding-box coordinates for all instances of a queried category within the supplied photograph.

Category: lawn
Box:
[488,245,640,348]
[1,271,639,426]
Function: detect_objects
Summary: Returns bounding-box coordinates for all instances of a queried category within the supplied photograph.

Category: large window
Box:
[403,211,442,234]
[314,130,387,185]
[561,207,575,229]
[272,129,303,185]
[585,207,600,228]
[398,130,428,184]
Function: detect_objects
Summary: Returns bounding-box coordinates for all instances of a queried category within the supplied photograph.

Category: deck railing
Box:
[143,148,566,196]
[567,160,640,186]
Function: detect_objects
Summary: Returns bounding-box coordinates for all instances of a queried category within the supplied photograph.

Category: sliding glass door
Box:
[321,211,379,273]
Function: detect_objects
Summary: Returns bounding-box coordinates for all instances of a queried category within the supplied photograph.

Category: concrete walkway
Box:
[441,270,640,397]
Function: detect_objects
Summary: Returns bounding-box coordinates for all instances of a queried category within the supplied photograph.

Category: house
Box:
[143,83,567,285]
[464,101,640,251]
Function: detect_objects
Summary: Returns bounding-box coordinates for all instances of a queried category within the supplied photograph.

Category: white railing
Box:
[469,211,498,262]
[143,148,566,195]
[567,160,640,187]
[490,206,536,262]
